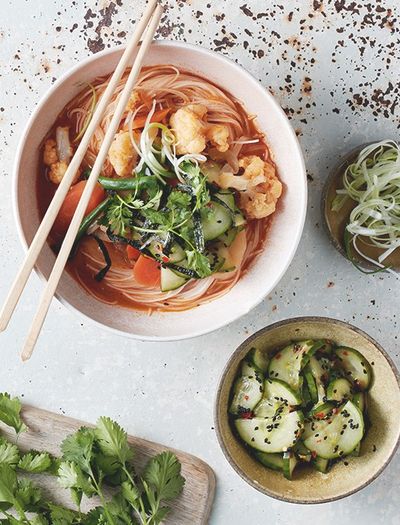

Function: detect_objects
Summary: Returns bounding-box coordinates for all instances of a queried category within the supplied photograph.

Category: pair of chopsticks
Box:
[0,0,163,361]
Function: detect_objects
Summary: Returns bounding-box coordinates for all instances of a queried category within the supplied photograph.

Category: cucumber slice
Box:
[217,227,238,247]
[327,378,352,402]
[293,441,312,462]
[254,451,283,472]
[282,451,298,480]
[335,347,372,391]
[233,209,246,228]
[307,356,327,404]
[230,373,263,415]
[167,242,185,263]
[303,400,364,459]
[161,267,188,292]
[312,456,330,473]
[304,369,318,405]
[268,340,316,391]
[349,442,361,457]
[308,402,336,420]
[241,360,263,380]
[352,392,365,412]
[214,192,235,210]
[254,398,281,418]
[201,201,232,241]
[249,347,270,373]
[235,411,303,453]
[264,379,302,406]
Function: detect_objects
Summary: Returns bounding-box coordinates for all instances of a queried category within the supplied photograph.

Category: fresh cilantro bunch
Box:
[0,394,185,525]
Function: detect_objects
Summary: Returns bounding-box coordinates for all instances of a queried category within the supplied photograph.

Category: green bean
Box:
[98,175,158,191]
[74,197,110,245]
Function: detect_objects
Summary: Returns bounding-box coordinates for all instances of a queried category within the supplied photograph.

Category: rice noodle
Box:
[60,65,273,313]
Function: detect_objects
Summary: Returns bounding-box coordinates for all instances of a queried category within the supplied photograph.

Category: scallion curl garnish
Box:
[332,140,400,275]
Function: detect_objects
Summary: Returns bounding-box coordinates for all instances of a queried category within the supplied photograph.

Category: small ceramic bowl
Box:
[322,142,400,270]
[13,41,307,341]
[215,317,400,503]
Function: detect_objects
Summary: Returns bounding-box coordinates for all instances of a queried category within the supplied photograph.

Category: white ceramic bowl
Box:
[13,41,307,341]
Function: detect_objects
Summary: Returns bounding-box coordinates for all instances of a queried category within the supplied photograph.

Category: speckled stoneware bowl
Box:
[13,40,307,341]
[215,317,400,503]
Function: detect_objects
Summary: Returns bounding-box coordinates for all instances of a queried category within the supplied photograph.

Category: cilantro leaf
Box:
[142,451,185,502]
[95,417,133,465]
[61,427,95,473]
[31,515,49,525]
[0,464,17,504]
[186,250,212,278]
[18,451,52,473]
[0,394,27,434]
[0,438,19,467]
[47,504,78,525]
[14,478,42,509]
[57,461,95,497]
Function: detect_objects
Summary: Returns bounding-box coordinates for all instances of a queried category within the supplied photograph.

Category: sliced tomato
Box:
[131,109,170,130]
[133,255,161,288]
[53,180,106,236]
[126,245,141,262]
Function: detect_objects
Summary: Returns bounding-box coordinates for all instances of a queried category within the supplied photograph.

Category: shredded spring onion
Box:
[332,140,400,274]
[74,83,97,143]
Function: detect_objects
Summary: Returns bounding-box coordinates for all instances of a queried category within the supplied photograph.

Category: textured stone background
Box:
[0,1,399,523]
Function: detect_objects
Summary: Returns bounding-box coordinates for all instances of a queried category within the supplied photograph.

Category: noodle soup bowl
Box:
[13,41,307,340]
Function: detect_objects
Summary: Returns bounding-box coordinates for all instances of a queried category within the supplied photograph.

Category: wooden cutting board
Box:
[0,406,216,525]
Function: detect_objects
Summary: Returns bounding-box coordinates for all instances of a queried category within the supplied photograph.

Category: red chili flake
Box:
[244,395,249,401]
[240,411,253,419]
[311,451,317,458]
[343,351,349,356]
[275,353,282,360]
[161,256,170,263]
[315,412,324,419]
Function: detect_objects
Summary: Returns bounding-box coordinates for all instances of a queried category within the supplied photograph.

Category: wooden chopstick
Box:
[0,0,161,337]
[15,4,163,360]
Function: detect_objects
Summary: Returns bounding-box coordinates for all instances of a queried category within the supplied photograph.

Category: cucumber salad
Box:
[229,340,373,479]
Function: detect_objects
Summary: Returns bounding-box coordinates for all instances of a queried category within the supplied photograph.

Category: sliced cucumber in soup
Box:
[254,398,280,418]
[248,347,270,373]
[282,451,298,480]
[264,379,302,406]
[335,347,372,391]
[230,373,263,415]
[303,400,364,459]
[254,451,283,472]
[161,267,188,292]
[214,191,235,211]
[312,456,330,473]
[201,201,232,241]
[167,242,185,263]
[326,377,352,402]
[235,410,303,453]
[233,209,246,228]
[268,340,316,391]
[217,227,238,247]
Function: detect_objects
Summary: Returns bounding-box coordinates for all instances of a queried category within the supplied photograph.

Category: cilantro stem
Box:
[88,467,117,525]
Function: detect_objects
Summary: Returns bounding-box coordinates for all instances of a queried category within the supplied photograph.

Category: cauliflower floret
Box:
[206,124,230,152]
[126,91,140,111]
[169,104,207,154]
[108,131,137,177]
[43,136,74,185]
[43,139,58,166]
[238,155,282,219]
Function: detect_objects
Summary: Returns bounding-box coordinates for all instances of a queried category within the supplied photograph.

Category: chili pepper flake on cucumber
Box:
[228,341,373,479]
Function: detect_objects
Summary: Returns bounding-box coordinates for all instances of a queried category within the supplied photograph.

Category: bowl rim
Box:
[214,316,400,504]
[12,40,307,341]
